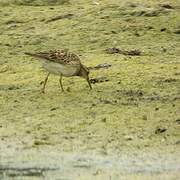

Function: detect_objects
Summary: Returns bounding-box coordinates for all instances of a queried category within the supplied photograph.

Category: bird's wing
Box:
[25,49,81,65]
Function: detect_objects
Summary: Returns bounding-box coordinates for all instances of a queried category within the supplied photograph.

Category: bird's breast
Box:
[42,61,80,77]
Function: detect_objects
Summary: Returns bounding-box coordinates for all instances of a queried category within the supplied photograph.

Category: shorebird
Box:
[25,49,92,93]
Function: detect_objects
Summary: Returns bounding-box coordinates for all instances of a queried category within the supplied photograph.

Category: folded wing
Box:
[25,49,81,66]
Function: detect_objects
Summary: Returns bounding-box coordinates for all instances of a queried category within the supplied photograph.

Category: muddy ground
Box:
[0,0,180,179]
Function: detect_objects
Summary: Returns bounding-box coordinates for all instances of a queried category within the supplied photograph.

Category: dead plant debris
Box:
[89,63,112,70]
[90,77,109,84]
[105,47,141,56]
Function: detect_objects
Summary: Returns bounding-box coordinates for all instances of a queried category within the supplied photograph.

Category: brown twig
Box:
[46,14,74,23]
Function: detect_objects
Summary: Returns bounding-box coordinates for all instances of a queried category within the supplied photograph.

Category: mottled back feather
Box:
[25,49,81,66]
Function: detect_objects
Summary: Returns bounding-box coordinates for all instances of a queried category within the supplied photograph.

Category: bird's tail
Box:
[25,52,38,57]
[24,52,46,59]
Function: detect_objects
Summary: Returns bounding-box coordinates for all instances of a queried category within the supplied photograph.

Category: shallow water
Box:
[1,138,180,179]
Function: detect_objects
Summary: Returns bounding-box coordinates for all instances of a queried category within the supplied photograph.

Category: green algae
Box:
[0,0,180,179]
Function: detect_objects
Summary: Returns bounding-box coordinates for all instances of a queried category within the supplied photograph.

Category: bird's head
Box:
[78,64,92,89]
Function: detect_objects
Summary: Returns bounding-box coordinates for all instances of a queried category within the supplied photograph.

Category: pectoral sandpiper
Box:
[25,49,92,93]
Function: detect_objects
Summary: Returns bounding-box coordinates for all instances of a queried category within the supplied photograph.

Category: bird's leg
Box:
[59,74,64,92]
[42,73,50,93]
[86,76,92,90]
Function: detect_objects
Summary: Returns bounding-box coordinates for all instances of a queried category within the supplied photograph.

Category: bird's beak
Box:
[87,76,92,90]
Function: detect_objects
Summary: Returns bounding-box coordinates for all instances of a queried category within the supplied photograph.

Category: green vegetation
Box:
[0,0,180,178]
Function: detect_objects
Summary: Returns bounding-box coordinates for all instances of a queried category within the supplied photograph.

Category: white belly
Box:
[42,60,79,77]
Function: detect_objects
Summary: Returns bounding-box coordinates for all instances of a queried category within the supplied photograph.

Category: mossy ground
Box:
[0,0,180,179]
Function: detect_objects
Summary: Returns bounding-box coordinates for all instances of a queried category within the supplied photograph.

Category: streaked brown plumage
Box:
[25,49,92,93]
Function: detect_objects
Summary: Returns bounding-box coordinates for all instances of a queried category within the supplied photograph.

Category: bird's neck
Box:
[77,64,87,78]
